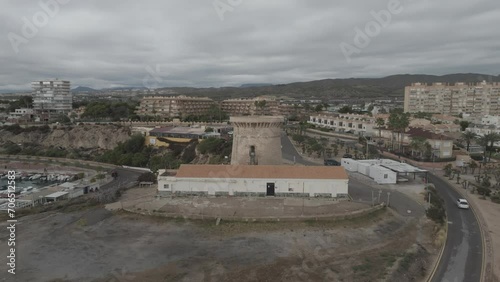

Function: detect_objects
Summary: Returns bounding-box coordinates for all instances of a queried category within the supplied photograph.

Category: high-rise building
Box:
[136,95,214,119]
[404,81,500,116]
[32,80,72,114]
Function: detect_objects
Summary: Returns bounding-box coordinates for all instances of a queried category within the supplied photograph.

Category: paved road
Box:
[281,132,424,217]
[348,177,425,217]
[429,173,482,282]
[281,132,318,166]
[93,167,144,202]
[282,133,483,281]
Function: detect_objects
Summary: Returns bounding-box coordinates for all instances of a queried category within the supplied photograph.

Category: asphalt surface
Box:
[281,132,318,166]
[93,167,144,202]
[429,173,482,282]
[282,132,483,281]
[281,132,424,217]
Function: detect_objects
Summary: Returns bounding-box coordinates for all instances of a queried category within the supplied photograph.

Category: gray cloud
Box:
[1,0,499,91]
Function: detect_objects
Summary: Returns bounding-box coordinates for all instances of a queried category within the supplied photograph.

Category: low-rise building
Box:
[158,165,349,198]
[221,97,280,116]
[341,158,428,184]
[136,95,214,119]
[146,125,232,146]
[308,113,375,136]
[7,108,35,123]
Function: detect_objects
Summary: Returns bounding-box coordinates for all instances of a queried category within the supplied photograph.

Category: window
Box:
[384,174,388,179]
[164,184,170,189]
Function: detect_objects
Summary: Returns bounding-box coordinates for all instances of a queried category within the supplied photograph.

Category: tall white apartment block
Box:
[32,80,72,114]
[404,81,500,116]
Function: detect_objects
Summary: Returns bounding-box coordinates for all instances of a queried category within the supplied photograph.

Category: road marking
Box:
[448,221,453,225]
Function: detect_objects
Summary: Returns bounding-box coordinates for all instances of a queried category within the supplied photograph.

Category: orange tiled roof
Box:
[175,165,348,180]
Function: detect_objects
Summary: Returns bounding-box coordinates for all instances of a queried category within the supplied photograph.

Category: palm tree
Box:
[462,131,477,152]
[388,112,410,152]
[375,117,385,140]
[478,133,500,162]
[409,136,427,159]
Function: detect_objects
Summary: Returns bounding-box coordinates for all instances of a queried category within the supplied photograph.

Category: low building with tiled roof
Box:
[402,127,454,159]
[157,165,349,198]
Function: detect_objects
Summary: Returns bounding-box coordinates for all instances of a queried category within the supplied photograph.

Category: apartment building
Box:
[220,97,279,116]
[32,80,72,115]
[404,81,500,116]
[136,95,214,118]
[308,113,376,136]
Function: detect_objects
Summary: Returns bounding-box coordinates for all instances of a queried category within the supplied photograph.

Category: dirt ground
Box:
[0,160,96,176]
[108,186,371,219]
[0,202,440,282]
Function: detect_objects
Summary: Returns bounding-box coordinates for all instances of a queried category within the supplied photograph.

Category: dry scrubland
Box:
[0,204,440,282]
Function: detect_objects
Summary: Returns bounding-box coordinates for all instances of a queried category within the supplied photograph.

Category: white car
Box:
[457,198,469,209]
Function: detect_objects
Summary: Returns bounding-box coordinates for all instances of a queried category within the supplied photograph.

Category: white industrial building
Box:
[158,165,349,198]
[341,158,427,184]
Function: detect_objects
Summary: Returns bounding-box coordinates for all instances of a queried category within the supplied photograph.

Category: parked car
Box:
[457,198,469,209]
[324,159,341,166]
[343,154,353,159]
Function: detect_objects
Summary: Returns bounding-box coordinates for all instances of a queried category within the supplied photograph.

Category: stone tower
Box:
[230,116,284,165]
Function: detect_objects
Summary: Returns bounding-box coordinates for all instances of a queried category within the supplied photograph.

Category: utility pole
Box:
[366,137,369,159]
[371,190,374,206]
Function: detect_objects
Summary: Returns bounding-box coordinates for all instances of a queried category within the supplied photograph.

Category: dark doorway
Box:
[266,183,275,196]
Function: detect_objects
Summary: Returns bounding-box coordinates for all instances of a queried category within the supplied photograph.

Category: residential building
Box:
[220,97,279,116]
[404,81,500,116]
[308,113,375,136]
[136,95,214,119]
[157,165,349,198]
[403,127,454,159]
[7,108,35,123]
[32,80,72,117]
[146,125,232,147]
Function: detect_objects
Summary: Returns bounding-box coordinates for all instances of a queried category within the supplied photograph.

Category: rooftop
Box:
[171,165,348,180]
[406,127,454,140]
[45,191,69,198]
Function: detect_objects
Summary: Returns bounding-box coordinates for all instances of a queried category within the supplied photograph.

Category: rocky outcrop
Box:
[0,124,131,150]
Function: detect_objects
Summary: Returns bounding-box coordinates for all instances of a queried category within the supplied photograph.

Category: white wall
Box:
[369,166,397,184]
[341,158,358,171]
[357,163,371,175]
[158,176,348,198]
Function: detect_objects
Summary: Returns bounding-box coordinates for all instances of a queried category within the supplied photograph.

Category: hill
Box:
[154,73,500,100]
[72,86,97,92]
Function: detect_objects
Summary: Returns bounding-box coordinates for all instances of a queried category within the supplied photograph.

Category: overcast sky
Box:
[1,0,499,91]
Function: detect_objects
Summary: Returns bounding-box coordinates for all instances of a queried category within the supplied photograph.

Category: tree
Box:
[409,136,427,159]
[387,112,410,152]
[292,134,306,145]
[375,118,385,139]
[462,131,477,152]
[479,133,500,162]
[314,104,324,112]
[469,161,478,174]
[338,106,353,114]
[460,121,470,131]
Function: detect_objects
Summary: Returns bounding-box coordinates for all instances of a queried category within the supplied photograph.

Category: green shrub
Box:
[477,186,492,197]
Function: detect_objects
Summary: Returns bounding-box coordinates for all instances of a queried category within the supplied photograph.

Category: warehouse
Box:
[157,165,349,198]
